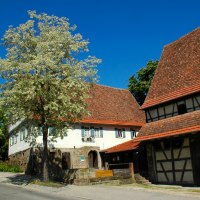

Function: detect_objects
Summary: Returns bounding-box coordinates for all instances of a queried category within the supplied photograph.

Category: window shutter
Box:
[115,128,118,138]
[20,130,23,141]
[10,136,12,146]
[122,128,125,138]
[130,129,133,139]
[24,128,27,138]
[81,126,85,137]
[14,135,17,144]
[131,129,136,138]
[90,127,94,137]
[38,126,43,136]
[100,127,103,138]
[49,127,56,136]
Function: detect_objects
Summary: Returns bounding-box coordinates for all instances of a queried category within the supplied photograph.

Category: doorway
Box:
[88,151,98,168]
[190,134,200,186]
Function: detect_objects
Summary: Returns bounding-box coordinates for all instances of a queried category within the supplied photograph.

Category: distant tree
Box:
[0,108,8,161]
[128,60,158,105]
[0,11,101,182]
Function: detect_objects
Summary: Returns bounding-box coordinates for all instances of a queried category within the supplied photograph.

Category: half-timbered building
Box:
[137,27,200,185]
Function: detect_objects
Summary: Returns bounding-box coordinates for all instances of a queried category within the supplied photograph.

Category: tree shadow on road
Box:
[3,173,34,185]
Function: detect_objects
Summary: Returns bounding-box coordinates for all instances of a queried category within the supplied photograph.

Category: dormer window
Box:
[177,103,187,115]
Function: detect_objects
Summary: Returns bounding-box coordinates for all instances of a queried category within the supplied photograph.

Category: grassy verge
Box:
[0,162,23,173]
[120,183,200,194]
[31,179,65,188]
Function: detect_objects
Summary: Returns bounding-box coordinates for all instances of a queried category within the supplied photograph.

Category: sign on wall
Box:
[80,155,85,161]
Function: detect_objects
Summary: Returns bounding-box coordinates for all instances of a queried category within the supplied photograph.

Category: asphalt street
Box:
[0,173,200,200]
[0,183,77,200]
[1,182,200,200]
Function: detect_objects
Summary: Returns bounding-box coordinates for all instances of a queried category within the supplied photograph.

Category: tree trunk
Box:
[43,125,49,182]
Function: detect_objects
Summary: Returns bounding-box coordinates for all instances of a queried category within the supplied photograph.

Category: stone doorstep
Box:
[134,174,152,185]
[89,176,131,183]
[73,177,134,186]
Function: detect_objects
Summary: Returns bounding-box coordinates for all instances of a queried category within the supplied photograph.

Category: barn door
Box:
[190,135,200,186]
[154,137,194,185]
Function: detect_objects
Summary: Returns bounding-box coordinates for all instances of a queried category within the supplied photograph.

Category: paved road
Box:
[0,173,200,200]
[0,182,200,200]
[0,183,77,200]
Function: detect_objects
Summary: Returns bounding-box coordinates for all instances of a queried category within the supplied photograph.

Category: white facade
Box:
[9,123,140,156]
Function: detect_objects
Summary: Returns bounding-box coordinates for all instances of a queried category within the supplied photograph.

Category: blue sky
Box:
[0,0,199,89]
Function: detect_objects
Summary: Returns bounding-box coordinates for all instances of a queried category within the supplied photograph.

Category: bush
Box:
[0,162,23,173]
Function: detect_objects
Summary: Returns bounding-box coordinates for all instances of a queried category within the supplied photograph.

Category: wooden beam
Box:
[180,159,188,182]
[171,139,176,183]
[160,162,169,182]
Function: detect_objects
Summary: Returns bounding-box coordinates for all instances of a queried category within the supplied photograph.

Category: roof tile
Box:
[137,110,200,140]
[142,27,200,109]
[83,84,145,124]
[102,140,141,153]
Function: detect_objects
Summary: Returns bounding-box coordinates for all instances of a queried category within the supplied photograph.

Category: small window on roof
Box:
[177,103,187,115]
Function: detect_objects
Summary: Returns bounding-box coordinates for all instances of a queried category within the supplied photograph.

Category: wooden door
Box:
[190,135,200,186]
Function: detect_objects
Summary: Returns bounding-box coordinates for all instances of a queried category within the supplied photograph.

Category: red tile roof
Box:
[134,125,200,142]
[80,119,144,127]
[83,84,145,125]
[142,27,200,109]
[136,110,200,141]
[142,84,200,109]
[102,140,141,153]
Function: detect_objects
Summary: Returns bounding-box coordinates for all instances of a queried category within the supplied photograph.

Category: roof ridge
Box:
[95,83,128,91]
[163,27,200,49]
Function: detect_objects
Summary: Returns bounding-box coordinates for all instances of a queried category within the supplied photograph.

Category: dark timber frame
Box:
[146,93,200,123]
[152,135,195,185]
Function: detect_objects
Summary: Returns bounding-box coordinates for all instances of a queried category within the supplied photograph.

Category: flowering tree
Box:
[0,11,101,181]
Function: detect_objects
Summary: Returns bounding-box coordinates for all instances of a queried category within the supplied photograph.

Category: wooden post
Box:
[105,162,109,170]
[129,162,135,179]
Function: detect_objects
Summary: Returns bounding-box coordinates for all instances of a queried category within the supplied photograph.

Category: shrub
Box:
[0,162,23,173]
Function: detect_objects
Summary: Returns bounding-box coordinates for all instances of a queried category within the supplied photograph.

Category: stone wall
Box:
[8,148,32,172]
[8,146,101,180]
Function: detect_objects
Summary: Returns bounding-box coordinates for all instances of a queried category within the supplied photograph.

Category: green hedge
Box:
[0,163,23,173]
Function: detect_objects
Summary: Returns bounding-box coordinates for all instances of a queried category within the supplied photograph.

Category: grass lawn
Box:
[0,162,23,173]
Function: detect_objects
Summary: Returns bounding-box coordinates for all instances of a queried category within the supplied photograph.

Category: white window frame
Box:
[84,127,90,137]
[20,127,26,141]
[117,129,123,138]
[94,128,101,138]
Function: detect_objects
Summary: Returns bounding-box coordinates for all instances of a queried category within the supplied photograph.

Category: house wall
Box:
[9,124,140,156]
[146,136,194,185]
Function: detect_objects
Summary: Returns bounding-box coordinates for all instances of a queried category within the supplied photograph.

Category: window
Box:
[10,134,17,146]
[81,126,103,138]
[94,128,100,137]
[37,126,43,136]
[48,127,56,136]
[20,127,26,141]
[115,128,125,138]
[94,128,103,138]
[84,127,90,137]
[177,103,187,115]
[10,134,13,146]
[130,129,136,139]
